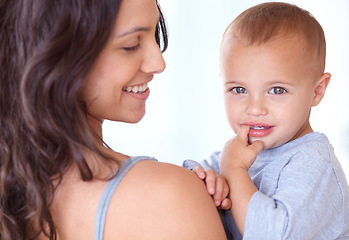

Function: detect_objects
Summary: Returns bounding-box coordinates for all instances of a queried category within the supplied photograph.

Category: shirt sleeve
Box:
[243,150,344,240]
[182,151,221,173]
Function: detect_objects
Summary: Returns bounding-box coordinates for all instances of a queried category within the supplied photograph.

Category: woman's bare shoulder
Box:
[104,160,227,240]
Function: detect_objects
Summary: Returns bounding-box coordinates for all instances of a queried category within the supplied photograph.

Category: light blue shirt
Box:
[184,132,349,239]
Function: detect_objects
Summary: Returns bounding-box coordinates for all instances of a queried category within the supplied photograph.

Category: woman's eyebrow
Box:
[115,27,150,38]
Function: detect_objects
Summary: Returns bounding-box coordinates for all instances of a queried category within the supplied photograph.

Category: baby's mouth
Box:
[122,83,148,93]
[247,124,274,138]
[250,125,271,130]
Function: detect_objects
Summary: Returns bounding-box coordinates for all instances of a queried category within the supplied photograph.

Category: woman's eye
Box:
[123,44,140,52]
[231,87,247,94]
[269,87,286,94]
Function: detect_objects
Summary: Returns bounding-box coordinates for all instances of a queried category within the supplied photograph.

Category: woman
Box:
[0,0,227,239]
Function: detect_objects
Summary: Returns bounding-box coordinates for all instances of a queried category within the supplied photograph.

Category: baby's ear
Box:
[312,72,331,106]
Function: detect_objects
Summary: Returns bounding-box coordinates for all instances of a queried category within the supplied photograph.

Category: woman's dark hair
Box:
[0,0,168,239]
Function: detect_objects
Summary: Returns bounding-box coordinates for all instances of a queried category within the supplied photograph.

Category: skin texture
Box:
[219,34,330,235]
[46,0,227,239]
[51,161,227,239]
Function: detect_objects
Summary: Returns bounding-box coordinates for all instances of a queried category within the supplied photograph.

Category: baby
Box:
[184,2,349,239]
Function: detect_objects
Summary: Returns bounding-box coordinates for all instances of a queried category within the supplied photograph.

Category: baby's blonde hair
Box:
[223,2,326,75]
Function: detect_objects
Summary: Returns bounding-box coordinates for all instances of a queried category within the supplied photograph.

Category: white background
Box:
[103,0,349,179]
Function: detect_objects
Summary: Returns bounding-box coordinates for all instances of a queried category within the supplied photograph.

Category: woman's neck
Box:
[87,114,104,140]
[86,115,130,163]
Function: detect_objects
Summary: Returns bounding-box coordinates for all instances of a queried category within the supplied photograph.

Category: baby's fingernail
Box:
[199,173,205,178]
[215,201,220,206]
[209,188,215,194]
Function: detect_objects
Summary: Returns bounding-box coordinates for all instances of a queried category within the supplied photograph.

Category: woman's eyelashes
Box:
[123,44,140,52]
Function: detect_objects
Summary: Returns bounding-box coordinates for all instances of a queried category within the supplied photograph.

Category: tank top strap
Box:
[94,156,157,240]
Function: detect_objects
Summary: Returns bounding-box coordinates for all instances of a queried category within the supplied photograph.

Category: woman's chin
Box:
[126,112,146,124]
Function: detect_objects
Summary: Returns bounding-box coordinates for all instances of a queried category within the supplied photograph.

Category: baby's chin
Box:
[248,136,269,150]
[248,136,283,150]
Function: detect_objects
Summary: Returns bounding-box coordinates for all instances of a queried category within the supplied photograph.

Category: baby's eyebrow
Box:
[267,80,295,86]
[224,80,244,85]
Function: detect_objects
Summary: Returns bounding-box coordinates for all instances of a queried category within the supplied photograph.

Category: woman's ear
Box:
[312,72,331,106]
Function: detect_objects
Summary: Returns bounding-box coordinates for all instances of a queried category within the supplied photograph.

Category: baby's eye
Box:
[269,87,286,94]
[231,87,247,94]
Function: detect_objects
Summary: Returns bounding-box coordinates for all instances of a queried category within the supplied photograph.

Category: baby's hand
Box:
[220,125,263,172]
[193,165,232,210]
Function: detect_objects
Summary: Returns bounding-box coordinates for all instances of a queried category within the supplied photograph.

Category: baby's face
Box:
[220,36,318,149]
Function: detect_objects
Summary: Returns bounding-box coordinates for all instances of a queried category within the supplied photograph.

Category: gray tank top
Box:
[94,156,157,240]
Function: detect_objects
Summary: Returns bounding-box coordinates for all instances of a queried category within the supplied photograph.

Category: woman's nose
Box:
[141,41,166,74]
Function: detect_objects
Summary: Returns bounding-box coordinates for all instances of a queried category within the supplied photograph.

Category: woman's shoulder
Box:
[104,160,227,239]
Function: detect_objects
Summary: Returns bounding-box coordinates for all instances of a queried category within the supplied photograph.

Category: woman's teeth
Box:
[123,83,148,93]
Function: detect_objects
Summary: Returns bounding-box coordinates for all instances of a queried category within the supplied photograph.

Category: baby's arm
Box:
[220,125,263,235]
[192,165,232,209]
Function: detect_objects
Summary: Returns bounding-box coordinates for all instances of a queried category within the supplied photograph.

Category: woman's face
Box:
[82,0,165,124]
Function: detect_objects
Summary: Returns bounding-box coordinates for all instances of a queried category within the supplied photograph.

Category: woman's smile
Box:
[122,82,149,93]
